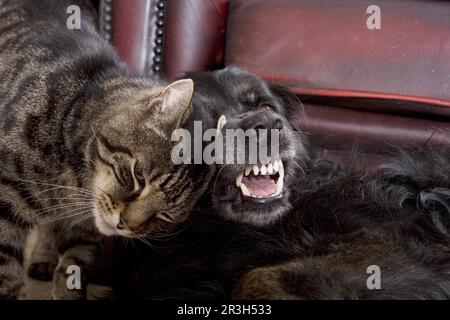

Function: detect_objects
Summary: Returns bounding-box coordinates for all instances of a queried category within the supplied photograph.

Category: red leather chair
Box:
[99,0,450,168]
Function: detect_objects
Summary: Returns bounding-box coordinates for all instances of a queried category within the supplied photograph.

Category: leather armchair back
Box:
[101,0,450,166]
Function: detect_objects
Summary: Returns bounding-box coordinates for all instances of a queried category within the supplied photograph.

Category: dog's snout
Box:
[272,118,283,130]
[240,112,284,131]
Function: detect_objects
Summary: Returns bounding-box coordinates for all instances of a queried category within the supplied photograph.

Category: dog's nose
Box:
[241,112,284,131]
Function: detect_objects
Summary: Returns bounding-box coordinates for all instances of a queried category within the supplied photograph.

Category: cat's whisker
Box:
[19,182,94,196]
[38,192,95,200]
[26,189,96,206]
[143,224,189,241]
[43,195,94,203]
[22,186,71,201]
[63,210,100,231]
[34,202,94,216]
[39,196,94,202]
[94,185,110,198]
[35,203,94,216]
[62,213,93,231]
[15,178,96,196]
[30,186,95,200]
[137,236,154,249]
[20,187,93,207]
[38,208,93,225]
[51,191,95,199]
[39,213,88,226]
[35,207,93,221]
[43,202,93,214]
[49,204,94,219]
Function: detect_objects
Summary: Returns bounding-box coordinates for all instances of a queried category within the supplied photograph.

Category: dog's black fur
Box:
[112,68,450,300]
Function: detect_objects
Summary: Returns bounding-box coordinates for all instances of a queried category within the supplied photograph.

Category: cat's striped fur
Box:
[0,0,212,299]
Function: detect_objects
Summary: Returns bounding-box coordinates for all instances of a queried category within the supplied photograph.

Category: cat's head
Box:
[86,79,212,237]
[187,68,310,226]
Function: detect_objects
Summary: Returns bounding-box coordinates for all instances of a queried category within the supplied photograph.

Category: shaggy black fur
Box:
[112,68,450,300]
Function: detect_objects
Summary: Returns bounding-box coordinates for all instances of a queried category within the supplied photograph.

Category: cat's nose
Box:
[117,213,147,232]
[116,217,129,230]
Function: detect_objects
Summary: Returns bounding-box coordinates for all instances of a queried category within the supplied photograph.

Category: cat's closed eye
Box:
[134,161,145,185]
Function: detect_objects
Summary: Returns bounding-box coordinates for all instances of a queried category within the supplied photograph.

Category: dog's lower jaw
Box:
[216,188,292,227]
[232,205,289,226]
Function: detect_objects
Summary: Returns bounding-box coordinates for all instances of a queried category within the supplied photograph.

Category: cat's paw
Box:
[52,287,86,300]
[52,272,86,300]
[52,286,86,300]
[27,262,57,281]
[51,265,86,300]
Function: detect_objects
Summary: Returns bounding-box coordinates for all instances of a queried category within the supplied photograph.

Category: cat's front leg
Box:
[0,208,29,299]
[27,225,58,281]
[52,235,99,300]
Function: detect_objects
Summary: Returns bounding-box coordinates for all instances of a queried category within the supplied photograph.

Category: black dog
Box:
[112,68,450,300]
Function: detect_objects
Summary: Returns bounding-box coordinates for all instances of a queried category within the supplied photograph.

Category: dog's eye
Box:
[261,104,275,112]
[134,162,145,184]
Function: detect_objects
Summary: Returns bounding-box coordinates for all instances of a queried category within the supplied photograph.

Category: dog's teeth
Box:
[273,160,279,172]
[216,115,227,137]
[240,183,251,197]
[267,163,273,174]
[217,115,227,131]
[260,164,267,175]
[253,165,259,175]
[276,175,284,194]
[245,167,251,176]
[278,161,284,178]
[235,173,243,187]
[276,161,284,194]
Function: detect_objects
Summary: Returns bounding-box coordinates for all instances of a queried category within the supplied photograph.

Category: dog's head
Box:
[188,68,310,226]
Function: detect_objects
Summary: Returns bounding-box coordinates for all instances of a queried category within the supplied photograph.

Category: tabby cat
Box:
[0,0,212,299]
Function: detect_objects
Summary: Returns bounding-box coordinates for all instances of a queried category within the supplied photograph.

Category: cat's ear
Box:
[158,79,194,128]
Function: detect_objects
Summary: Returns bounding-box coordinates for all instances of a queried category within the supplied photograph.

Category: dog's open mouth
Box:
[235,159,284,199]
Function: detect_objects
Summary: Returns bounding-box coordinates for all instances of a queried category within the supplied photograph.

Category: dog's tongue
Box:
[242,175,277,197]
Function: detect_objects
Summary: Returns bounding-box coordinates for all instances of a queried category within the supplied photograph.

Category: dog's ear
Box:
[269,84,303,131]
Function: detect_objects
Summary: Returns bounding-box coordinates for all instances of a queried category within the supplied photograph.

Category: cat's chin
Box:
[93,209,133,237]
[93,212,118,236]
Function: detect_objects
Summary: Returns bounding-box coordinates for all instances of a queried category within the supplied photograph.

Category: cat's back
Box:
[0,0,119,155]
[0,0,116,110]
[0,0,102,69]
